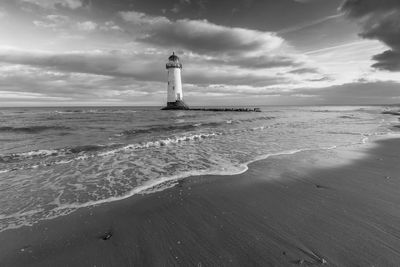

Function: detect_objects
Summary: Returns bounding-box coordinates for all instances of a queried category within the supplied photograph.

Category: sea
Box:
[0,105,398,232]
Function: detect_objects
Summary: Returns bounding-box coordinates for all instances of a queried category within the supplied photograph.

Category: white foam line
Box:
[243,148,314,170]
[0,149,60,159]
[49,167,247,213]
[0,208,46,220]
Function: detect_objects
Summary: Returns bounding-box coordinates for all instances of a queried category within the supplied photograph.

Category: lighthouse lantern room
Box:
[162,52,189,110]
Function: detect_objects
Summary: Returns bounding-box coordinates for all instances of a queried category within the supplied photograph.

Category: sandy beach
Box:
[1,137,400,266]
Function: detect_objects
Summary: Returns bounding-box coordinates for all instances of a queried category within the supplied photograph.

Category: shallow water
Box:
[0,105,397,231]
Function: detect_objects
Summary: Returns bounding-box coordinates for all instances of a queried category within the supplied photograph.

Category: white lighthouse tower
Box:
[162,52,189,110]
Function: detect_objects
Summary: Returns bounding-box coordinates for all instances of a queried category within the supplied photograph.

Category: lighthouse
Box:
[162,52,189,110]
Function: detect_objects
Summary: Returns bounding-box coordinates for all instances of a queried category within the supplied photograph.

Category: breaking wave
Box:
[119,116,274,137]
[0,132,222,167]
[120,122,222,136]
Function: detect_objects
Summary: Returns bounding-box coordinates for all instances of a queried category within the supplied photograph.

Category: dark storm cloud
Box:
[371,50,400,71]
[340,0,399,18]
[341,0,400,71]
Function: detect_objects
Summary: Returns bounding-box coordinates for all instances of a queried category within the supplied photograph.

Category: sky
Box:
[0,0,399,106]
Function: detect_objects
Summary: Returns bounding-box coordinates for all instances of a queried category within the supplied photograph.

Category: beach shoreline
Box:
[1,136,400,266]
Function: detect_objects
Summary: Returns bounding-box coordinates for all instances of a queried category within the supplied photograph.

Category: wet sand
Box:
[1,138,400,266]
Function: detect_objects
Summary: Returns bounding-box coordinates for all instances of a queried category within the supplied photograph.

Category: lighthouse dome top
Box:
[166,52,182,69]
[168,52,180,62]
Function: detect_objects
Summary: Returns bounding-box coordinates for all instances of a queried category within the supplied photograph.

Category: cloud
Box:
[288,67,319,74]
[0,48,288,87]
[210,55,302,69]
[294,81,400,104]
[0,64,166,106]
[100,21,123,32]
[186,81,400,105]
[21,0,83,9]
[33,14,70,29]
[278,14,343,34]
[120,11,283,55]
[184,70,287,87]
[1,50,398,106]
[119,10,305,70]
[33,15,120,33]
[341,0,400,71]
[0,49,164,81]
[119,11,169,26]
[371,50,400,71]
[340,0,399,18]
[77,21,97,31]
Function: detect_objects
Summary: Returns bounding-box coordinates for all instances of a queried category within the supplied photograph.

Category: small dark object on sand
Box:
[177,180,184,187]
[100,231,112,240]
[315,184,329,189]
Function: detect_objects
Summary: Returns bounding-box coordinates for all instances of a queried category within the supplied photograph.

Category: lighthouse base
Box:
[161,100,189,110]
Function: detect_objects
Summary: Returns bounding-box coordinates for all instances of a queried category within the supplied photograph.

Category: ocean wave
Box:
[0,122,295,166]
[0,132,222,167]
[67,144,109,154]
[99,132,221,157]
[0,149,61,163]
[54,109,138,115]
[120,122,222,136]
[0,145,112,163]
[54,109,101,114]
[0,125,71,134]
[311,109,349,113]
[55,109,83,113]
[235,116,275,124]
[119,117,273,137]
